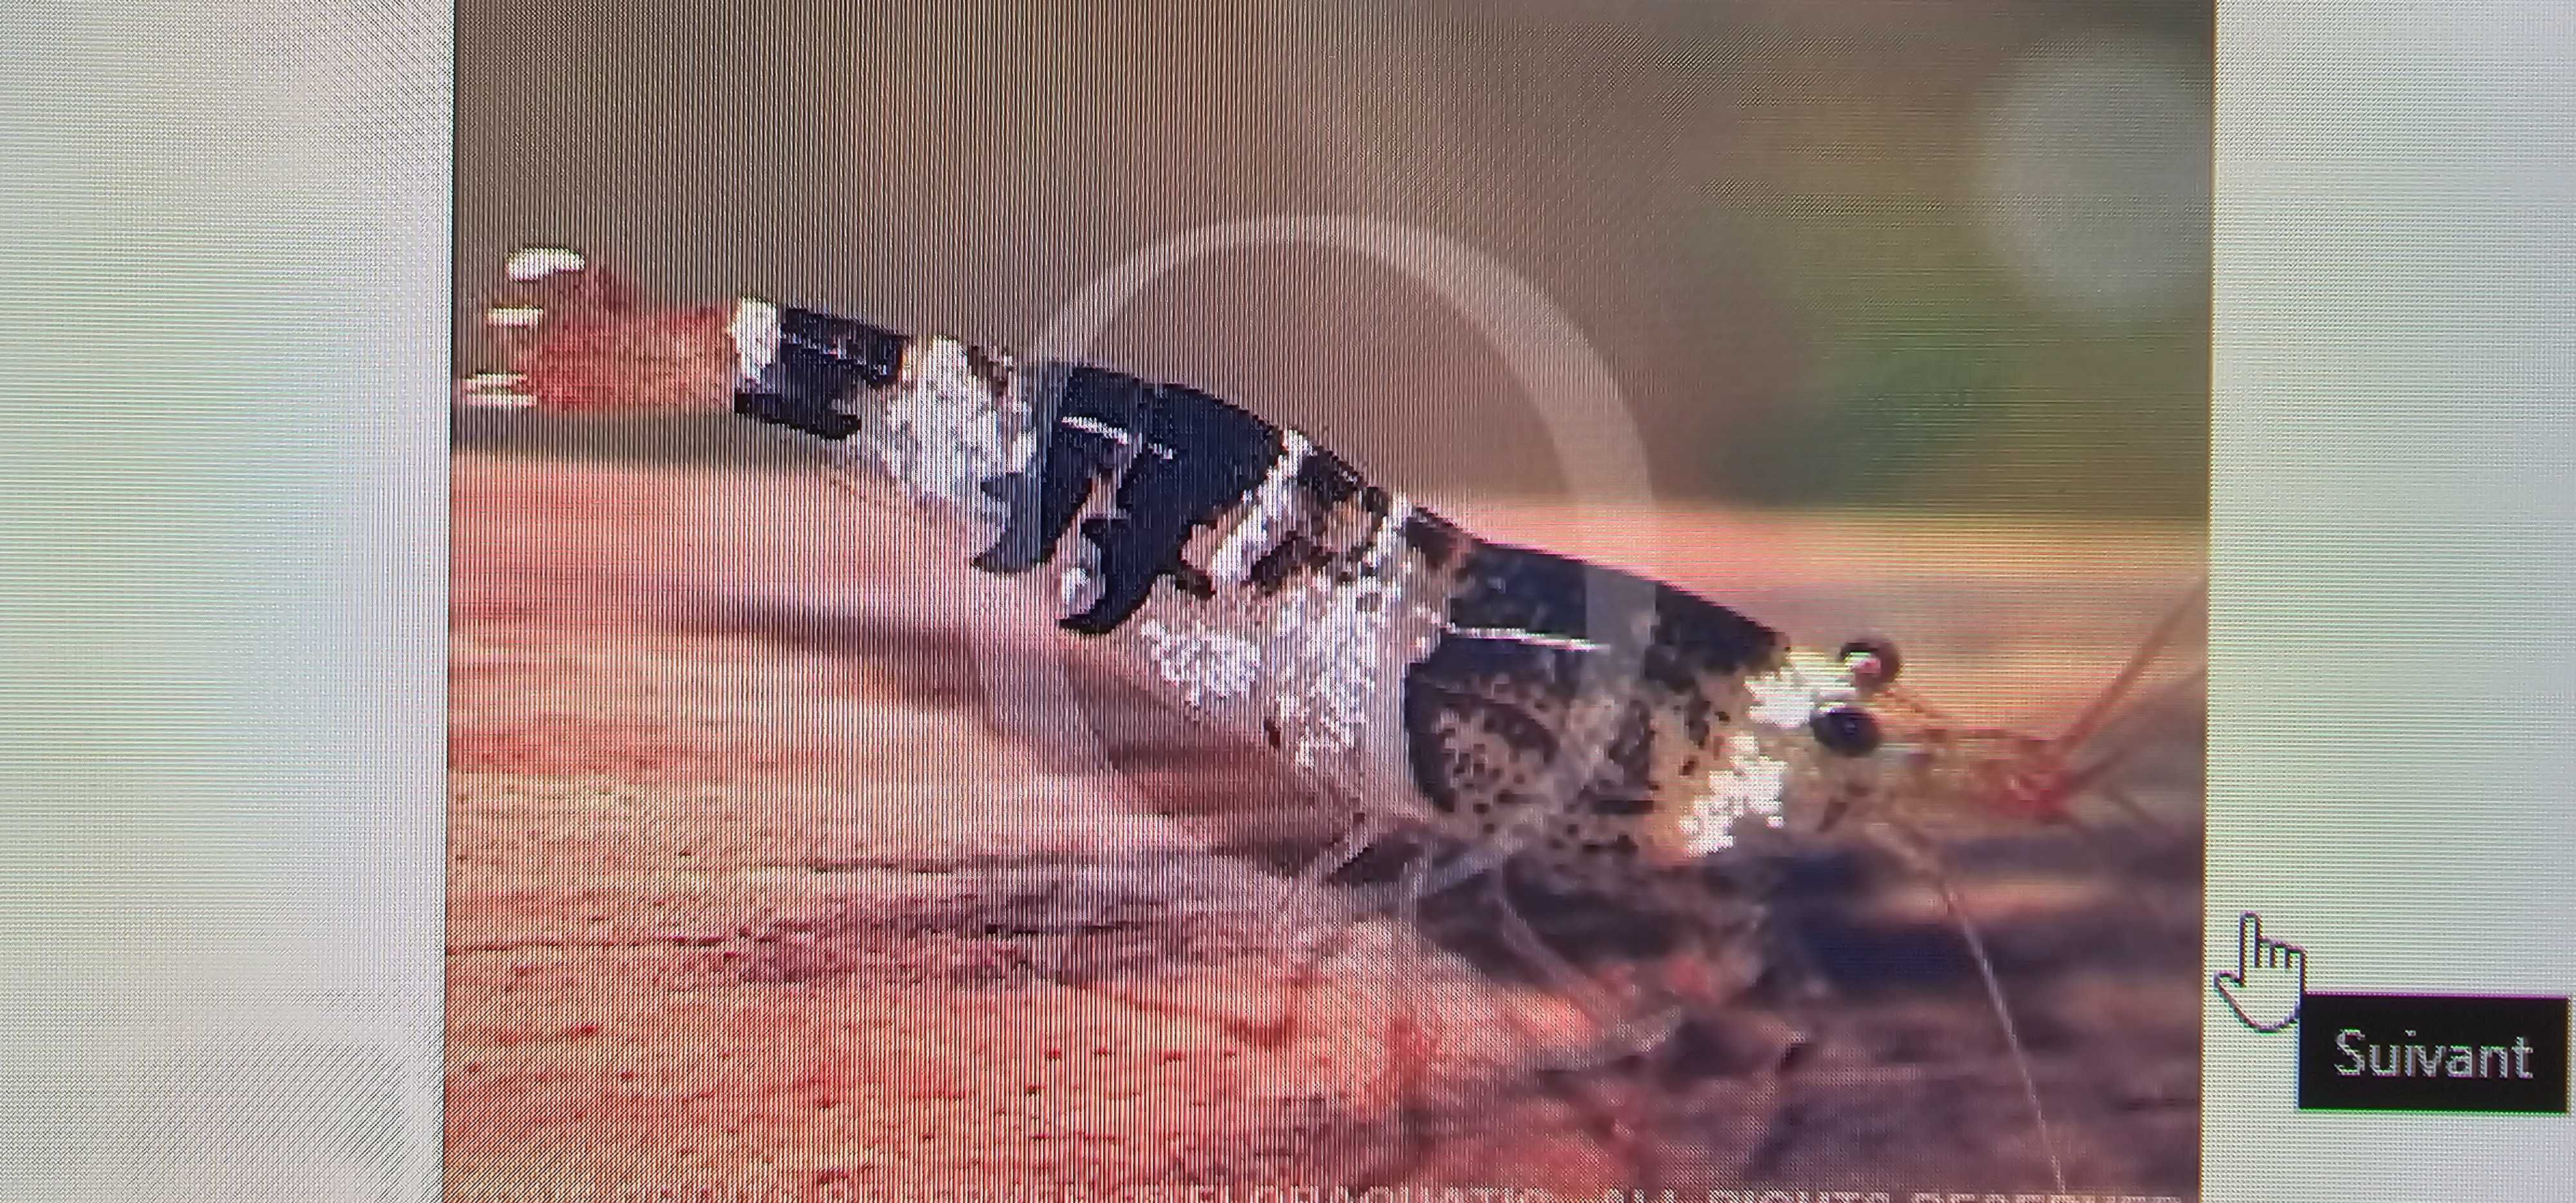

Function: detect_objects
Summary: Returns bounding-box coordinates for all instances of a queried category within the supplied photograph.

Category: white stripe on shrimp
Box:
[1442,625,1607,654]
[1207,430,1313,587]
[1266,494,1419,770]
[855,337,1038,529]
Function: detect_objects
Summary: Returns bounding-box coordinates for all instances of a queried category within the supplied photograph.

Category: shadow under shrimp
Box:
[677,587,1352,871]
[1313,808,2207,1187]
[675,583,2205,1193]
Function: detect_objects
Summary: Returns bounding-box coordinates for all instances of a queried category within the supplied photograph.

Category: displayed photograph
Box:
[451,3,2209,1197]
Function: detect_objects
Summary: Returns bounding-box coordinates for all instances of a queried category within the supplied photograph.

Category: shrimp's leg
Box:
[1381,853,1441,1126]
[1475,873,1672,1186]
[1061,815,1388,1048]
[1481,875,1683,1071]
[1230,814,1395,1046]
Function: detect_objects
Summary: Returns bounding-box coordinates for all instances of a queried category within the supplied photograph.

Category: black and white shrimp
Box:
[466,247,2198,1191]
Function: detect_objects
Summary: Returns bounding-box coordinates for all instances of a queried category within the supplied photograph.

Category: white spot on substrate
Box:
[1207,430,1312,587]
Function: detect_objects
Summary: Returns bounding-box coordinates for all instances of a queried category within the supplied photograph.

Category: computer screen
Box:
[1,3,2567,1201]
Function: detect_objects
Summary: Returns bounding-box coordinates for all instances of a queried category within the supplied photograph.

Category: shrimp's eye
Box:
[1838,638,1901,692]
[1810,705,1882,756]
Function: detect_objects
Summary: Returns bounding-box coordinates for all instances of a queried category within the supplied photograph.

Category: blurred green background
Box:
[457,0,2208,518]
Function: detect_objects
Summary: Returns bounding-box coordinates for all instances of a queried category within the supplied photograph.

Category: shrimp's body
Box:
[489,263,1935,887]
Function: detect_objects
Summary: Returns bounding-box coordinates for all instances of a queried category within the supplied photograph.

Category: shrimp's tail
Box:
[459,245,909,441]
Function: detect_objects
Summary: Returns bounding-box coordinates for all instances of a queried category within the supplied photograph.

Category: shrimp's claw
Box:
[459,246,738,415]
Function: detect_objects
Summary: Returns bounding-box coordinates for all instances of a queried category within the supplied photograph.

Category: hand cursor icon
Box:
[2213,911,2306,1032]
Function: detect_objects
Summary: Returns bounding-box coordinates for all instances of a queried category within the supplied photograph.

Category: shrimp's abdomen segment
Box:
[720,300,1805,857]
[730,299,911,437]
[726,302,1450,809]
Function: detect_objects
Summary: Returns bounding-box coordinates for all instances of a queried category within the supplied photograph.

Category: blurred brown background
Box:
[457,0,2208,518]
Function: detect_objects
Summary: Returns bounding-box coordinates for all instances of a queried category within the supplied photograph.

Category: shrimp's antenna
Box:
[2056,661,2206,823]
[1863,812,2067,1193]
[1929,867,2066,1195]
[2053,579,2207,755]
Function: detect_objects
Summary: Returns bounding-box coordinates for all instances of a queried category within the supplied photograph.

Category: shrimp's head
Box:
[1667,633,2156,861]
[1656,638,1933,858]
[1730,595,2201,849]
